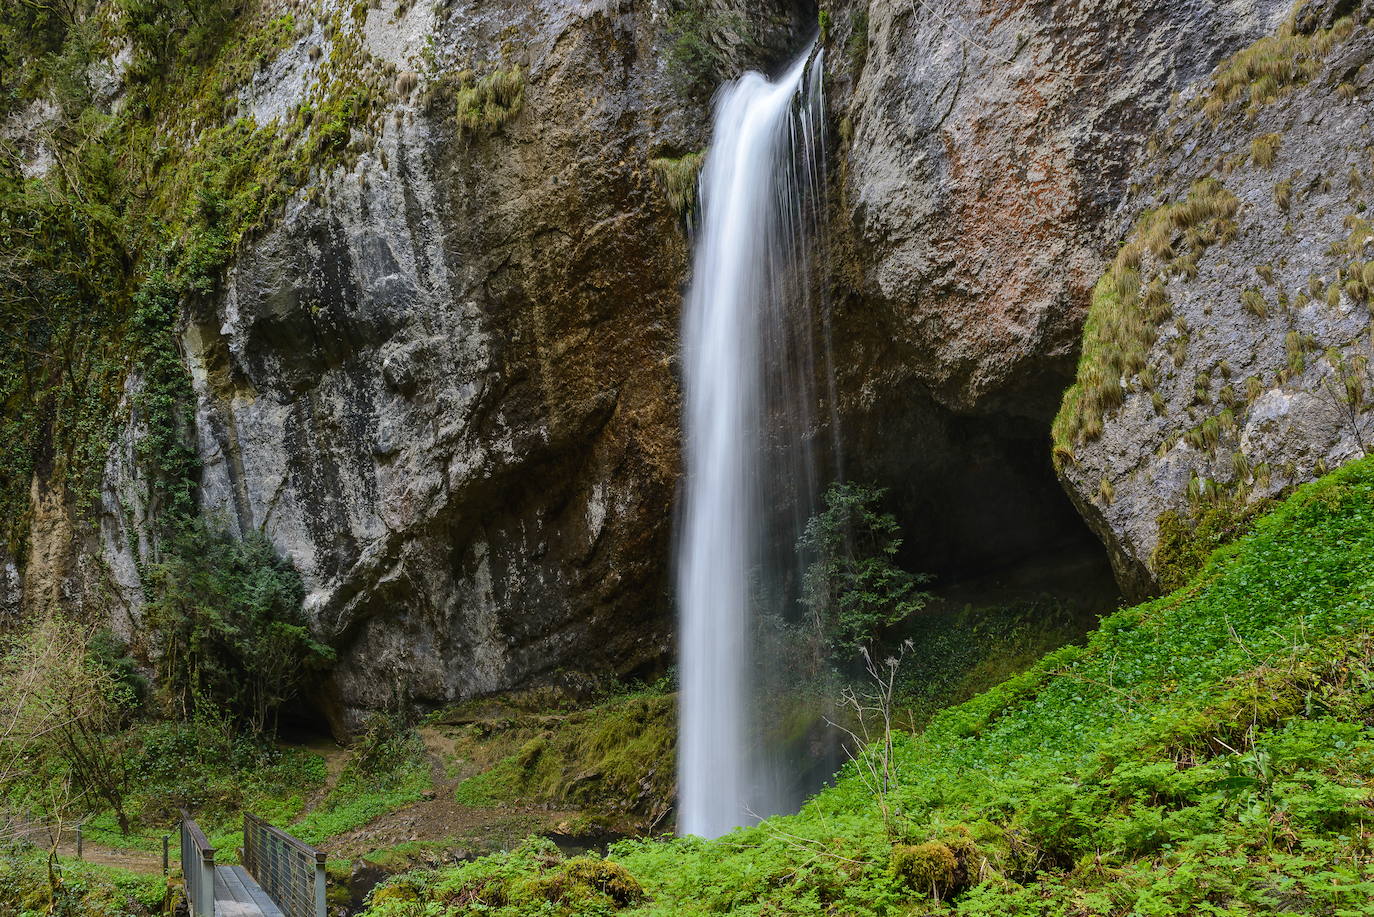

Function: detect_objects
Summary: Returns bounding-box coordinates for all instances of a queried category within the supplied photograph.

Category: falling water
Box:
[677,44,830,839]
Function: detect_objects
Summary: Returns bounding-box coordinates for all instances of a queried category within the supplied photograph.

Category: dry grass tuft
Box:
[1200,14,1354,121]
[1250,133,1281,169]
[454,67,525,135]
[1053,179,1240,457]
[649,152,705,218]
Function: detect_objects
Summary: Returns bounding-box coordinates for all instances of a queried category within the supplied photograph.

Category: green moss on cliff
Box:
[1053,179,1239,464]
[0,0,396,561]
[449,690,674,826]
[1151,491,1272,593]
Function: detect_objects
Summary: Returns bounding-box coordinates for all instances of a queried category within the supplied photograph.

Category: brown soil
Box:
[319,726,581,860]
[321,795,578,860]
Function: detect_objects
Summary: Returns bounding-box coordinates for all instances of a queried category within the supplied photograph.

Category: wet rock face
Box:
[1056,1,1374,597]
[812,0,1293,584]
[176,0,700,732]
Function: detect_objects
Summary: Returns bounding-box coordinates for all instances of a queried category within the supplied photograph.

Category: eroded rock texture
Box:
[1055,0,1374,597]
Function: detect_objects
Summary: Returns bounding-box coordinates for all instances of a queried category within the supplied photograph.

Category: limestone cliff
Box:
[1051,0,1374,597]
[9,0,1370,729]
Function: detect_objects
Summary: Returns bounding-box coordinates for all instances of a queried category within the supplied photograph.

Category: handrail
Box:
[243,813,326,917]
[179,810,216,917]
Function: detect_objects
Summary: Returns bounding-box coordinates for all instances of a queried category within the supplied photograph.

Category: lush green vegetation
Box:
[798,482,932,660]
[290,717,432,846]
[663,0,755,100]
[449,689,675,826]
[141,523,333,733]
[362,455,1374,915]
[1151,493,1273,593]
[894,597,1100,727]
[0,851,167,917]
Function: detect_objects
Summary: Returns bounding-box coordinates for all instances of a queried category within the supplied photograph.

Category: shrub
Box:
[141,522,334,734]
[797,482,931,659]
[664,3,740,100]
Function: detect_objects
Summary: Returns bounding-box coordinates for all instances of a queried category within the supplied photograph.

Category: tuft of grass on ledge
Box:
[648,152,704,219]
[454,67,525,136]
[1053,178,1239,462]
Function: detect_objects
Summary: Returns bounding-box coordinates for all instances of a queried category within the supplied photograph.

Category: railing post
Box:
[75,823,82,860]
[314,849,327,917]
[162,834,169,875]
[180,811,216,917]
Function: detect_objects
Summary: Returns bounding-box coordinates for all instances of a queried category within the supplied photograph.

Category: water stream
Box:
[677,44,829,839]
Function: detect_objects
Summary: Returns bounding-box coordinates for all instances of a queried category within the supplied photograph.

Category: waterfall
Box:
[677,44,829,840]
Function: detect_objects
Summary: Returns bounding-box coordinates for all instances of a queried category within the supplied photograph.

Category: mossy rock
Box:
[522,857,644,908]
[890,841,957,894]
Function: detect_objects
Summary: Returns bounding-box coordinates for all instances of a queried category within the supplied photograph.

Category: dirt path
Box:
[319,726,581,860]
[13,824,166,875]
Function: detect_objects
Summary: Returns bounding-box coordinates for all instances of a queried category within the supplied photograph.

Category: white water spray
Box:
[677,45,829,839]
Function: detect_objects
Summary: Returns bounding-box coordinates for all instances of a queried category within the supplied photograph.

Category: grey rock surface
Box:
[1057,1,1374,596]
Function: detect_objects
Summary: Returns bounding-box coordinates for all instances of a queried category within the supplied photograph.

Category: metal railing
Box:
[243,812,326,917]
[179,811,216,917]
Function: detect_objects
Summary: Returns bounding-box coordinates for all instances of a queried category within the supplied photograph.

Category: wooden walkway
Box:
[181,811,324,917]
[213,865,284,917]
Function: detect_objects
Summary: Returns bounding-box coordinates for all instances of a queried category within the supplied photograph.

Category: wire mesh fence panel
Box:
[243,813,325,917]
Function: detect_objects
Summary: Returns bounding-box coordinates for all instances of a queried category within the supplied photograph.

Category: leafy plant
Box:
[797,483,931,660]
[141,521,333,734]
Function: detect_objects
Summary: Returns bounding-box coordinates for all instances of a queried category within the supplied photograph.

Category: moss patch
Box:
[1053,178,1240,462]
[445,690,674,827]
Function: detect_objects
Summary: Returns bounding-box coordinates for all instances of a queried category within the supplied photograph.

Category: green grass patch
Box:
[365,455,1374,915]
[289,723,431,846]
[896,597,1101,727]
[450,691,674,823]
[74,722,328,855]
[648,152,704,218]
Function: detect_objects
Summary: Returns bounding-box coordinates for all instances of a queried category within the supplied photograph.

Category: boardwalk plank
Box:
[213,865,284,917]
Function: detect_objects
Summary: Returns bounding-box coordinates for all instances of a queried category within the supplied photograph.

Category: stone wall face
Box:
[12,0,1370,726]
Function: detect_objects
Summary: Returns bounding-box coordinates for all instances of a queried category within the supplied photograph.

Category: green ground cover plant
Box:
[290,717,432,846]
[0,851,167,917]
[362,455,1374,916]
[449,688,675,826]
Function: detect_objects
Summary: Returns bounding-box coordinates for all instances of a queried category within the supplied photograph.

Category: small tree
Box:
[0,616,136,834]
[798,482,931,660]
